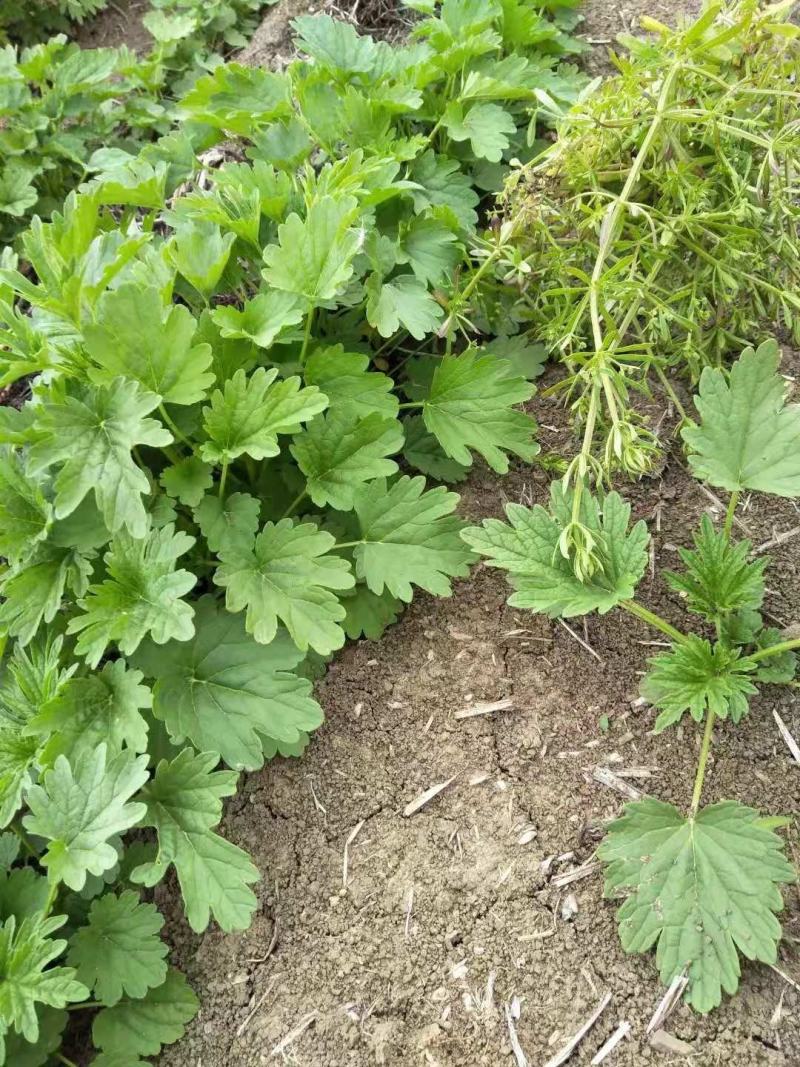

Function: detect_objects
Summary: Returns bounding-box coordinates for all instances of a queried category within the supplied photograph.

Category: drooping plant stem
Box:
[619,598,687,644]
[691,709,717,815]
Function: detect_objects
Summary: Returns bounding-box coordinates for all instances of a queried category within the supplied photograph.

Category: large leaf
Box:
[0,543,93,647]
[291,410,403,510]
[462,485,650,617]
[200,367,327,465]
[23,745,149,891]
[303,347,398,421]
[67,525,196,668]
[422,350,538,473]
[84,284,214,406]
[0,449,51,565]
[599,798,795,1012]
[365,273,444,340]
[351,476,473,601]
[211,290,304,349]
[92,968,198,1058]
[27,379,172,538]
[193,491,260,555]
[442,101,516,161]
[214,518,354,655]
[131,750,258,933]
[67,891,168,1006]
[683,340,800,497]
[132,598,322,771]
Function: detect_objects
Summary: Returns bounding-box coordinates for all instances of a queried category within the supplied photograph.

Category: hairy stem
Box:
[159,403,192,448]
[691,709,717,815]
[723,489,740,541]
[299,307,315,366]
[747,636,800,664]
[218,460,229,499]
[619,599,688,644]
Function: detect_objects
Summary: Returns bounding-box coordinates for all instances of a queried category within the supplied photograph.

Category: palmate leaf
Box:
[132,598,322,771]
[92,968,198,1058]
[3,1005,66,1067]
[67,891,167,1006]
[131,749,258,933]
[193,491,260,555]
[291,410,404,510]
[409,151,479,230]
[442,101,516,161]
[84,284,214,406]
[304,347,398,421]
[351,476,474,601]
[262,194,362,304]
[27,379,172,538]
[365,273,445,340]
[23,745,149,891]
[462,485,649,617]
[214,519,354,655]
[0,543,93,646]
[641,637,758,732]
[665,515,766,622]
[211,290,304,349]
[402,415,470,483]
[397,215,461,287]
[599,798,795,1013]
[422,351,538,473]
[0,915,86,1046]
[159,457,213,508]
[67,525,196,668]
[341,584,403,640]
[167,221,236,300]
[200,367,328,465]
[683,340,800,497]
[29,659,151,765]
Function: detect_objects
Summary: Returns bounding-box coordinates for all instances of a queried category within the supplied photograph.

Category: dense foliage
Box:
[464,339,800,1011]
[0,2,587,1060]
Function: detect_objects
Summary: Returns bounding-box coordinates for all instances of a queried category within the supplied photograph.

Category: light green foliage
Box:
[462,486,649,616]
[0,5,583,1061]
[600,799,795,1012]
[684,341,800,497]
[67,891,168,1006]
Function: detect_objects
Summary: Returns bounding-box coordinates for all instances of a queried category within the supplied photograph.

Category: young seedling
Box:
[462,340,800,1011]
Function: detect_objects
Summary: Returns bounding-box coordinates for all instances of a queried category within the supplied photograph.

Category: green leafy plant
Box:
[0,3,582,1058]
[492,1,800,578]
[463,341,800,1011]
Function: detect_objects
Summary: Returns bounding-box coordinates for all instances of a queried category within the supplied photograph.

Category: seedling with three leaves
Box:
[463,340,800,1011]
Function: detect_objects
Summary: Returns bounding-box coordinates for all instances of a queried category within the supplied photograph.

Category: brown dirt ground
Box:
[70,0,799,1063]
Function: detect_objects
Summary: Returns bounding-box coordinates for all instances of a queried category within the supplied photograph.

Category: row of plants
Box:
[459,0,800,1018]
[0,1,589,1062]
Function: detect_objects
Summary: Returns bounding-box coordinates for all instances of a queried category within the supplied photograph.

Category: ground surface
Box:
[70,0,800,1063]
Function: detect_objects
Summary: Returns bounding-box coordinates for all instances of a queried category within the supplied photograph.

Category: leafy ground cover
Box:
[0,2,589,1061]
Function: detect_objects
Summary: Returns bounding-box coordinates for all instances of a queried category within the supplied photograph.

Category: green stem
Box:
[57,1055,80,1067]
[722,489,739,542]
[281,489,308,521]
[397,402,423,411]
[334,540,361,550]
[653,363,689,422]
[569,378,602,525]
[747,636,800,665]
[443,245,506,353]
[11,822,37,859]
[159,403,192,448]
[43,880,59,918]
[619,599,688,644]
[690,709,717,816]
[218,460,229,499]
[299,307,315,366]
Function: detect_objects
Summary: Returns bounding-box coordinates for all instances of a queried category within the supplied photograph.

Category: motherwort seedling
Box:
[463,340,800,1010]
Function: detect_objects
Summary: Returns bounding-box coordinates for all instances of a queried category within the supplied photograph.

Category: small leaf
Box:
[92,968,198,1057]
[159,457,214,508]
[211,290,304,349]
[167,221,236,299]
[67,525,196,669]
[23,745,149,891]
[68,890,168,1006]
[0,449,51,565]
[351,476,474,601]
[366,272,444,340]
[423,350,538,473]
[462,485,649,617]
[599,798,795,1012]
[683,340,800,497]
[642,636,758,731]
[443,102,516,161]
[193,492,260,555]
[214,519,354,654]
[200,367,328,465]
[291,410,404,511]
[397,215,461,286]
[402,414,469,483]
[341,584,403,640]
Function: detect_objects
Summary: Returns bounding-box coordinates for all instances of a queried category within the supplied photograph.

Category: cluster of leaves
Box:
[0,2,588,1059]
[0,0,277,245]
[464,341,800,1012]
[498,0,800,482]
[0,0,110,43]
